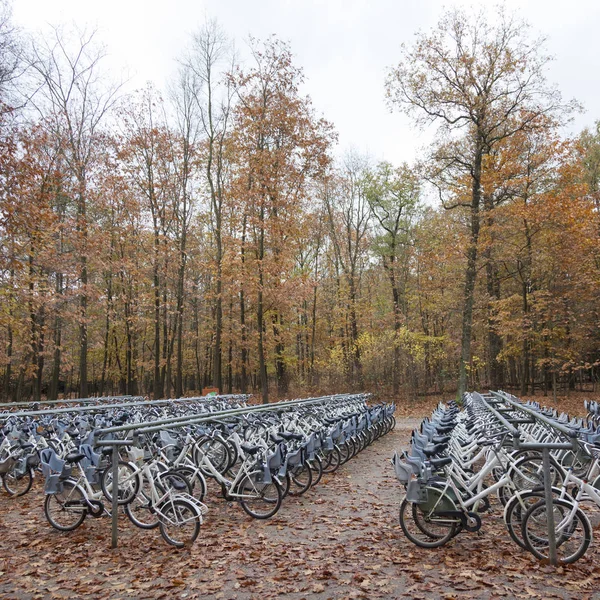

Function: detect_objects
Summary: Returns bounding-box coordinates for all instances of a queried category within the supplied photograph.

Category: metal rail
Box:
[0,396,229,419]
[96,393,366,436]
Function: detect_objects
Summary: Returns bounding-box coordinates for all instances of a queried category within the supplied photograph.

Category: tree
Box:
[179,20,233,394]
[26,25,121,397]
[324,154,372,385]
[386,6,575,397]
[230,37,334,402]
[365,161,420,394]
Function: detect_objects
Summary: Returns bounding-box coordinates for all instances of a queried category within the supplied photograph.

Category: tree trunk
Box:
[457,138,483,399]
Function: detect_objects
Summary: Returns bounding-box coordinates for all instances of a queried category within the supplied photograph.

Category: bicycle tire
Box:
[399,492,458,549]
[237,471,282,519]
[503,489,548,550]
[100,460,140,505]
[521,497,592,564]
[125,479,161,530]
[508,455,565,493]
[171,466,207,501]
[275,472,291,498]
[3,467,33,497]
[44,480,87,531]
[308,455,323,487]
[158,498,201,547]
[322,446,341,474]
[195,436,231,477]
[289,462,313,496]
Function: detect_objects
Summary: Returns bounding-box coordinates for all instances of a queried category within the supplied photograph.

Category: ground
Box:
[1,408,600,599]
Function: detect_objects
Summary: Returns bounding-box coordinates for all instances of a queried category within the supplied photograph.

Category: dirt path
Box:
[0,420,599,599]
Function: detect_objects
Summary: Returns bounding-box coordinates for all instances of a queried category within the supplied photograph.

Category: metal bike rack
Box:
[93,438,134,549]
[477,391,580,565]
[0,396,144,409]
[0,396,231,419]
[95,393,366,437]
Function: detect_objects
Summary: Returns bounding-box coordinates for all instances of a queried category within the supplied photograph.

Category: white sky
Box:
[11,0,600,165]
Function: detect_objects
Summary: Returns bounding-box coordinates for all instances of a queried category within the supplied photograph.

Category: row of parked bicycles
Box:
[0,392,395,547]
[393,390,600,565]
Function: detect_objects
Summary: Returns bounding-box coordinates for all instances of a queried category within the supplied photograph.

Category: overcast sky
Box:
[11,0,600,165]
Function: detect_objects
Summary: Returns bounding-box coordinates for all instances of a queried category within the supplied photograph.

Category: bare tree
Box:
[180,19,234,393]
[324,154,372,385]
[26,25,122,397]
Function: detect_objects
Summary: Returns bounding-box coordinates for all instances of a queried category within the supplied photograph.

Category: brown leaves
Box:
[1,424,600,599]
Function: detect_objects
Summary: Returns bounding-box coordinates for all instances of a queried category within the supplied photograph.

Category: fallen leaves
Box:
[0,422,598,599]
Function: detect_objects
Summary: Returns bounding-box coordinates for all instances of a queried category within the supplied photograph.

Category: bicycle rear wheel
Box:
[101,461,140,505]
[44,481,87,531]
[3,468,33,497]
[125,479,161,530]
[237,472,282,519]
[195,436,231,477]
[399,487,459,549]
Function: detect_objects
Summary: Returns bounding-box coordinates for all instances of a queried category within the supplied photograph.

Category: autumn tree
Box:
[230,37,334,402]
[386,6,575,397]
[179,20,233,394]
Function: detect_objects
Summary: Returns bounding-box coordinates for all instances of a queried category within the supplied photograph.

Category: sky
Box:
[10,0,600,165]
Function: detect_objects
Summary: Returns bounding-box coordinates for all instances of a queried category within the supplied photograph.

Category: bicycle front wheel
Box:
[44,481,87,531]
[158,498,201,547]
[101,461,140,505]
[522,498,592,564]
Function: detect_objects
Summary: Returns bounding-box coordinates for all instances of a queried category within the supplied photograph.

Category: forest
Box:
[0,3,598,403]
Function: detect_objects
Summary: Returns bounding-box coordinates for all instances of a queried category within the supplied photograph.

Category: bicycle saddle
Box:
[241,443,262,455]
[423,443,448,457]
[64,452,86,464]
[429,456,452,468]
[279,432,303,441]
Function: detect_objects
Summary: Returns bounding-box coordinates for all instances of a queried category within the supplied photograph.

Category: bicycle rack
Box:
[474,391,579,565]
[93,438,135,549]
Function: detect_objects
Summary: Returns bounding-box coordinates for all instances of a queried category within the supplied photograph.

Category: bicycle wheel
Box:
[195,436,231,477]
[508,455,565,492]
[172,466,206,501]
[237,472,282,519]
[522,498,592,564]
[308,455,323,487]
[503,489,547,550]
[338,442,351,465]
[101,461,140,505]
[44,481,87,531]
[275,472,291,498]
[125,480,160,530]
[3,467,33,497]
[399,488,459,549]
[158,498,201,547]
[289,463,313,496]
[321,446,341,474]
